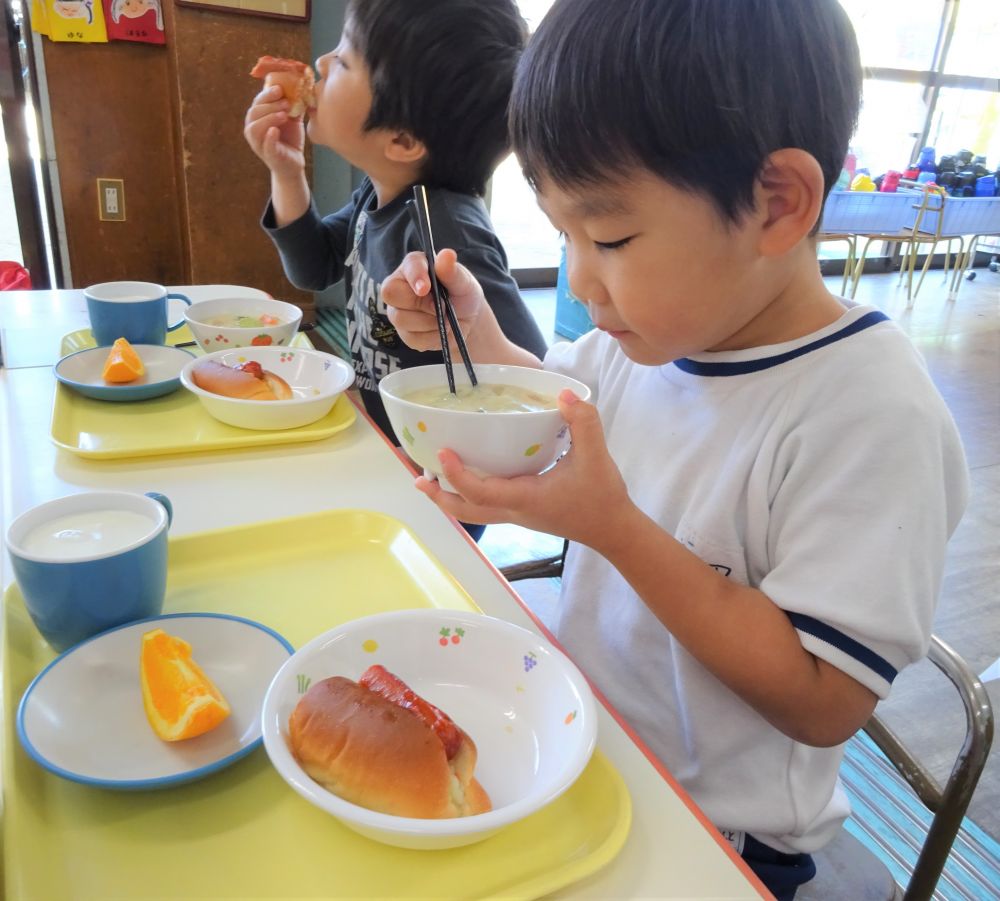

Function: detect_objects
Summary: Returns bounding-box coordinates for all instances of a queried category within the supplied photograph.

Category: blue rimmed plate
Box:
[54,344,196,401]
[17,613,293,790]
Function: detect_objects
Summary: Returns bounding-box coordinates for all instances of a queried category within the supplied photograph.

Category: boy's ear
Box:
[384,130,428,166]
[753,149,825,257]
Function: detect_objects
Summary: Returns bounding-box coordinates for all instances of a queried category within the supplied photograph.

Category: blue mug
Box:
[85,281,192,346]
[5,491,173,652]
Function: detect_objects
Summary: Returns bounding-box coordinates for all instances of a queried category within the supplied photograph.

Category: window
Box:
[490,0,561,278]
[493,0,1000,277]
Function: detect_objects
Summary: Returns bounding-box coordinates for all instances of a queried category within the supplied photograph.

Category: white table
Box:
[0,289,764,899]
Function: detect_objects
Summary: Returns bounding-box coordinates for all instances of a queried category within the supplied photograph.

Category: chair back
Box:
[862,635,994,899]
[902,186,947,241]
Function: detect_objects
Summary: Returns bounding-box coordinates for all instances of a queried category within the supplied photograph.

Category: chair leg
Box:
[949,238,976,300]
[913,240,938,299]
[840,237,856,297]
[851,239,874,300]
[905,241,920,301]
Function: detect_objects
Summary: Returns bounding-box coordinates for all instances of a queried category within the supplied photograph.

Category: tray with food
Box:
[1,509,631,900]
[51,329,356,459]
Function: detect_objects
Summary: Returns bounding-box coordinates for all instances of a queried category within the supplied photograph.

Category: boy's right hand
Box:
[382,249,491,355]
[243,84,305,180]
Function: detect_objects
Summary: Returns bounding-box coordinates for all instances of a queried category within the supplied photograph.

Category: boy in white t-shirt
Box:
[381,0,969,896]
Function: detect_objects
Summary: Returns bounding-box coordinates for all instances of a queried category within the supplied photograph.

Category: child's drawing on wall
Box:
[111,0,162,31]
[53,0,93,25]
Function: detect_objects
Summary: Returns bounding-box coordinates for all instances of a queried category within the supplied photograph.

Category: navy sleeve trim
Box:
[787,612,898,684]
[675,311,890,376]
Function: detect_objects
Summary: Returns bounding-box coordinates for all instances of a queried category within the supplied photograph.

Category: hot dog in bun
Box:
[250,55,316,118]
[191,359,292,401]
[288,665,491,819]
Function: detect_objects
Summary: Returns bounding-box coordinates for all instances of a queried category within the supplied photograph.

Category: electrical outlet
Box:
[97,178,126,222]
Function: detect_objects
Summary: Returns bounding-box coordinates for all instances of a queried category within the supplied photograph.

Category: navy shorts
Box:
[740,833,816,901]
[460,521,486,542]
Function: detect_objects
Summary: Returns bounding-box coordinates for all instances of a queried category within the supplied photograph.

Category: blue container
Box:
[975,176,997,197]
[554,247,595,340]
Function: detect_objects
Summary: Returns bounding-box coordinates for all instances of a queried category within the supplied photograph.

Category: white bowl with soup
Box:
[184,297,302,352]
[379,364,591,483]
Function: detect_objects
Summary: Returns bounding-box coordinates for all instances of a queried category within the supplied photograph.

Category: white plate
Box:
[17,613,293,790]
[54,344,196,402]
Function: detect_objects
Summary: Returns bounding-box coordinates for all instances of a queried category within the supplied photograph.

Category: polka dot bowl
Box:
[378,363,591,487]
[184,297,302,353]
[260,609,598,850]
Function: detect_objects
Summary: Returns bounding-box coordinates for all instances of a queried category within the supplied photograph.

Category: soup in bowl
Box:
[184,297,302,352]
[379,364,591,484]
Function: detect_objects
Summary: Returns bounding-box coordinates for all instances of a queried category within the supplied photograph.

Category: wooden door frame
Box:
[1,0,59,287]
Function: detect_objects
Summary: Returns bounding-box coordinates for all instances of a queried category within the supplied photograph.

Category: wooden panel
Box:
[40,1,313,318]
[42,39,185,288]
[167,1,313,316]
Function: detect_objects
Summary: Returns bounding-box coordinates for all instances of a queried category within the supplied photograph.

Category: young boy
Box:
[243,0,548,447]
[381,0,969,897]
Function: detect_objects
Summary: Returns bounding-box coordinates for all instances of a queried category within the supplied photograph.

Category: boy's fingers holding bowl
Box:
[558,389,600,438]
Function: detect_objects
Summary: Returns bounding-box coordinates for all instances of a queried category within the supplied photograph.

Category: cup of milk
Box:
[5,491,173,652]
[85,281,191,346]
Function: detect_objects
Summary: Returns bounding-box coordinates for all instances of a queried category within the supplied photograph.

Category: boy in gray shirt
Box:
[244,0,547,446]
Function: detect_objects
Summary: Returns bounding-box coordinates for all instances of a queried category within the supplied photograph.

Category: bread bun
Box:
[288,673,491,819]
[191,360,292,401]
[250,56,316,118]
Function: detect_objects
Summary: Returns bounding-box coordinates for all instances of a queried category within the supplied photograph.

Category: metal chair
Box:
[801,636,995,900]
[848,185,946,302]
[500,552,995,900]
[931,198,1000,300]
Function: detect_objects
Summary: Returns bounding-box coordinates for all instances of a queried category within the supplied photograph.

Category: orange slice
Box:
[140,628,231,741]
[102,337,145,383]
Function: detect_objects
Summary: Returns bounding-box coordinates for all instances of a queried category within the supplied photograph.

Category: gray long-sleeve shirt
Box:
[264,179,548,440]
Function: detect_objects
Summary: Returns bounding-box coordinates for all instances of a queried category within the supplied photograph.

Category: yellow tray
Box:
[60,323,208,355]
[1,510,631,900]
[52,327,356,459]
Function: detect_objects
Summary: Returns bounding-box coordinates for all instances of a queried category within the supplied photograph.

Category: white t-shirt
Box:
[544,304,968,854]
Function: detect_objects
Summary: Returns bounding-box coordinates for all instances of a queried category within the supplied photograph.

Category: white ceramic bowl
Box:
[261,609,598,850]
[184,297,302,352]
[378,364,591,483]
[179,346,354,430]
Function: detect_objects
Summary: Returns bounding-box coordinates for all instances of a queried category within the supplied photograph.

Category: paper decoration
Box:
[44,1,109,42]
[103,0,165,44]
[29,0,50,35]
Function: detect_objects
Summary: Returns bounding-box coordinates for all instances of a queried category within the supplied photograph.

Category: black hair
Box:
[510,0,862,224]
[347,0,527,197]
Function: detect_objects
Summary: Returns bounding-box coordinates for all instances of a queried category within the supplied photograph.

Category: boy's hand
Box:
[382,249,487,354]
[243,84,305,180]
[415,390,633,550]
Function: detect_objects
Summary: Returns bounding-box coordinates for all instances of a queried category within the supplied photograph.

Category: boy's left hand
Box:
[416,390,633,550]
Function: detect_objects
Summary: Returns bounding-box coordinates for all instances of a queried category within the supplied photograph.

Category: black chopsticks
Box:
[406,185,477,394]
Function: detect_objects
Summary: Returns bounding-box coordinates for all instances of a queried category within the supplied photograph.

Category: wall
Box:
[40,0,313,314]
[310,0,352,312]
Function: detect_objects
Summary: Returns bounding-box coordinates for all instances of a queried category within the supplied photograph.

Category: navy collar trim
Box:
[673,310,890,377]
